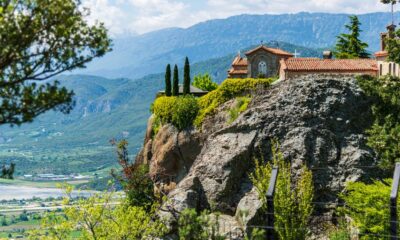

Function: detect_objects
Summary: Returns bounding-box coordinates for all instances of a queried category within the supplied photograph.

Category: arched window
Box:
[258,61,267,76]
[389,63,392,75]
[380,64,383,76]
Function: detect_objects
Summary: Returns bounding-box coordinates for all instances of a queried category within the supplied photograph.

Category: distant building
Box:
[228,45,293,78]
[374,24,400,77]
[228,39,387,80]
[279,58,378,80]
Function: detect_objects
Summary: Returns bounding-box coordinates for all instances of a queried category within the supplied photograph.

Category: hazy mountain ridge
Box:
[0,42,319,175]
[84,12,399,79]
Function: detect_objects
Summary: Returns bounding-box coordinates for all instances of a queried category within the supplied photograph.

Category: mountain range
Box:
[83,12,399,79]
[0,11,397,176]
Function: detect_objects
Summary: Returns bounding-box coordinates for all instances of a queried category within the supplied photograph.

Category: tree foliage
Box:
[183,57,191,95]
[385,28,400,64]
[357,75,400,169]
[334,16,369,59]
[381,0,398,4]
[250,140,314,240]
[0,0,111,125]
[173,64,179,96]
[193,73,218,91]
[1,163,15,179]
[28,187,166,240]
[165,64,172,96]
[110,140,155,209]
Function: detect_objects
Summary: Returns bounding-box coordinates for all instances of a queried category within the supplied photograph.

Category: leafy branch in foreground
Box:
[0,0,112,125]
[28,186,167,240]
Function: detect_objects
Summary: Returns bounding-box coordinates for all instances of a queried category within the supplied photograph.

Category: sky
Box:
[82,0,393,36]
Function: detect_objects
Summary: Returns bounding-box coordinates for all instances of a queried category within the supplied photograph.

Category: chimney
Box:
[323,51,333,59]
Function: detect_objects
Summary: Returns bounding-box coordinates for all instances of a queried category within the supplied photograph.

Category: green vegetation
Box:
[178,209,224,240]
[153,96,199,130]
[184,57,191,95]
[228,97,252,123]
[250,140,314,240]
[111,140,155,209]
[173,65,180,96]
[1,163,15,180]
[165,64,172,96]
[0,0,111,126]
[334,16,369,59]
[339,179,396,240]
[357,75,400,169]
[28,187,166,240]
[193,73,219,91]
[195,78,273,127]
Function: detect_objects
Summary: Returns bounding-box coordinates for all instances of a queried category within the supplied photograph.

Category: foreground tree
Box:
[172,65,179,96]
[28,187,167,240]
[183,57,191,95]
[0,0,111,125]
[165,64,172,96]
[334,16,369,59]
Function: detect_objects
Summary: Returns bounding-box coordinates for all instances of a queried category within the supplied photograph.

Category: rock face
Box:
[137,76,379,237]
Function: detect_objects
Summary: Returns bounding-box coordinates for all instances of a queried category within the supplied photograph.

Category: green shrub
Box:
[193,73,218,91]
[228,96,252,123]
[195,78,273,127]
[329,230,350,240]
[152,96,199,130]
[178,209,224,240]
[250,140,314,240]
[357,75,400,169]
[339,179,400,240]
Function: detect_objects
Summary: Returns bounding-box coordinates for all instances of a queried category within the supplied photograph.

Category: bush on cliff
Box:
[250,140,314,240]
[339,179,399,239]
[195,78,273,127]
[152,96,199,130]
[357,75,400,169]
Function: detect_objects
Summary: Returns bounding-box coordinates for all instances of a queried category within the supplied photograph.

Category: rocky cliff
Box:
[136,75,380,238]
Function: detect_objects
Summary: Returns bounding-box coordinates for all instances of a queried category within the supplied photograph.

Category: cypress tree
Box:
[334,16,369,59]
[183,57,191,95]
[165,64,172,96]
[172,65,179,96]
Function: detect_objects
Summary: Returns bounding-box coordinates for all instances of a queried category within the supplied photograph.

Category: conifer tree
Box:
[183,57,191,95]
[334,16,370,59]
[165,64,172,96]
[172,65,179,96]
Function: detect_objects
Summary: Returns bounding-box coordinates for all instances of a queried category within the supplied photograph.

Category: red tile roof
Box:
[374,50,389,58]
[232,55,248,66]
[228,68,248,75]
[280,58,378,72]
[245,45,293,57]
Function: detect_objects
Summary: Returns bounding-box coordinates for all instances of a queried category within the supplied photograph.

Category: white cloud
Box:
[82,0,394,36]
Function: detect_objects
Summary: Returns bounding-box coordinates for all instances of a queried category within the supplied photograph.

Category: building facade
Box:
[375,25,400,77]
[228,45,293,78]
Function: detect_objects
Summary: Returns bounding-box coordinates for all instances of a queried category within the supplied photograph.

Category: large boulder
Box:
[139,75,379,238]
